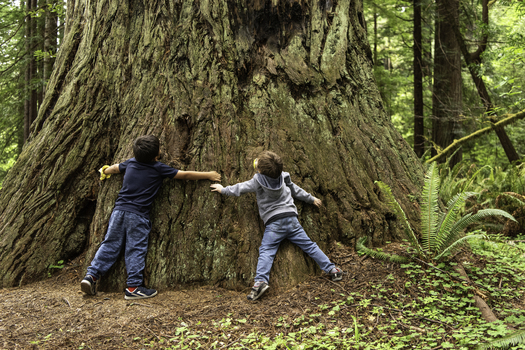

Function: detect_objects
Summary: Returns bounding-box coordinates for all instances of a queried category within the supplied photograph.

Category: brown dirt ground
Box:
[1,243,522,349]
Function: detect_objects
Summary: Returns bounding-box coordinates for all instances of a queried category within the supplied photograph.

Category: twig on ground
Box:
[62,297,71,307]
[320,276,348,293]
[219,334,243,349]
[128,302,153,308]
[388,310,426,333]
[145,325,161,341]
[370,303,456,329]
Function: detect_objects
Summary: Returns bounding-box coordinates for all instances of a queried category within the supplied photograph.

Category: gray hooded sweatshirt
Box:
[221,172,315,225]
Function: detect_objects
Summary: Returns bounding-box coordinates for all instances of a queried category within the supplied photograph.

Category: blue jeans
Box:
[255,216,335,283]
[87,210,151,287]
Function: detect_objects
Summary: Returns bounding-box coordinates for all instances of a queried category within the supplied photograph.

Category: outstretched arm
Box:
[284,173,320,207]
[103,164,121,174]
[210,177,258,196]
[175,171,221,181]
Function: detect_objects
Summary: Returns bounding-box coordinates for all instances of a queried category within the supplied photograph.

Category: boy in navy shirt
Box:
[211,151,342,301]
[81,135,221,299]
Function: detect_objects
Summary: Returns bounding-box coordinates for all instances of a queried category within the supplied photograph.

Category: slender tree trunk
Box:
[37,0,45,108]
[373,6,378,65]
[432,0,462,166]
[0,0,424,291]
[24,0,30,141]
[24,0,39,142]
[451,0,520,164]
[44,0,58,88]
[413,0,424,158]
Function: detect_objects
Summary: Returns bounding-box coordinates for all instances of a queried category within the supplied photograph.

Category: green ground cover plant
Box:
[117,238,525,349]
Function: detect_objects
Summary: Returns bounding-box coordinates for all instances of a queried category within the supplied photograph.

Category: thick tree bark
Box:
[432,0,462,166]
[0,0,424,291]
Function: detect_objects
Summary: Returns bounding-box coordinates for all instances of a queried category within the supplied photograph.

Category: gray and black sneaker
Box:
[329,267,343,281]
[124,286,158,300]
[247,281,269,301]
[81,275,97,295]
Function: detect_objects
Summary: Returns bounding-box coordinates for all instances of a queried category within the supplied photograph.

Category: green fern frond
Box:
[437,209,515,254]
[462,165,492,193]
[421,162,441,254]
[356,237,409,263]
[434,192,478,254]
[500,192,525,206]
[477,329,525,350]
[375,181,424,257]
[452,209,517,234]
[445,191,478,209]
[434,233,486,261]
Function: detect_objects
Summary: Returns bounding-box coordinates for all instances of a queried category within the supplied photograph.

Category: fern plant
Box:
[357,162,517,262]
[477,329,525,350]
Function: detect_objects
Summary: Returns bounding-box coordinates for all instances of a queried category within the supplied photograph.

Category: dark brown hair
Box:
[257,151,283,178]
[133,135,160,163]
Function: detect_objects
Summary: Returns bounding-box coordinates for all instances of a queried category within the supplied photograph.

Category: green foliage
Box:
[0,0,25,186]
[0,0,66,187]
[365,0,525,165]
[357,236,409,263]
[437,161,525,236]
[477,330,525,350]
[47,259,64,277]
[358,162,516,263]
[364,0,433,146]
[108,238,525,349]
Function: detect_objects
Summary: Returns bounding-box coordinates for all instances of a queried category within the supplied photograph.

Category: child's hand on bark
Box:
[210,184,224,193]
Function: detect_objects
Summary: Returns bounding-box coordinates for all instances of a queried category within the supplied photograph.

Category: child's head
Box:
[256,151,283,178]
[133,135,160,163]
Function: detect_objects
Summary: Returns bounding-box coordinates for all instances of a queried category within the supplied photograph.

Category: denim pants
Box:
[255,216,335,283]
[87,210,151,287]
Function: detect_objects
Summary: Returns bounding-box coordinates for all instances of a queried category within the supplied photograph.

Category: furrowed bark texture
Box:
[0,0,423,291]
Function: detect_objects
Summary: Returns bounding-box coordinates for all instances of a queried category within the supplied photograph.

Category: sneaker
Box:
[247,281,269,301]
[81,275,97,295]
[329,267,343,281]
[124,286,158,300]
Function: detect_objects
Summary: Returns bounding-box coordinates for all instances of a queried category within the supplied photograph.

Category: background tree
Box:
[0,0,64,186]
[454,0,520,164]
[0,1,25,183]
[364,0,524,167]
[432,0,463,167]
[413,0,425,158]
[0,0,424,291]
[364,0,434,157]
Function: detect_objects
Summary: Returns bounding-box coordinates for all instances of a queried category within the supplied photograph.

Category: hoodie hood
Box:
[254,173,285,200]
[255,173,283,190]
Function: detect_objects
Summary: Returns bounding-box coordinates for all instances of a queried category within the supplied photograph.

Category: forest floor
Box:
[1,241,524,349]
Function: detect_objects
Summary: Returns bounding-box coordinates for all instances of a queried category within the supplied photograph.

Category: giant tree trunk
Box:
[0,0,424,291]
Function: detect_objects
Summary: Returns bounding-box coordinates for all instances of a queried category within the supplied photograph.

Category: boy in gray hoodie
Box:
[210,151,342,301]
